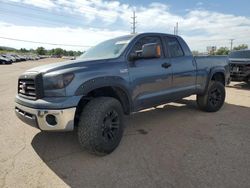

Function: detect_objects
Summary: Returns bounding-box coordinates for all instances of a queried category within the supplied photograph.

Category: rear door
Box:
[128,35,173,110]
[164,36,196,97]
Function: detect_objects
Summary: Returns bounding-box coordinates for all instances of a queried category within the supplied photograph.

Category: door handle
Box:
[161,62,171,69]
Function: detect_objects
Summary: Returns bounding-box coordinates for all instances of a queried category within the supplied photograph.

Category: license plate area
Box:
[232,67,239,72]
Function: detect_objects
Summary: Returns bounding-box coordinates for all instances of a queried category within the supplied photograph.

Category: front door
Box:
[128,35,173,110]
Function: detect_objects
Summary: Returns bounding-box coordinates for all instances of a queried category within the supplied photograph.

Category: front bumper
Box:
[15,103,76,131]
[230,63,250,82]
[230,74,250,82]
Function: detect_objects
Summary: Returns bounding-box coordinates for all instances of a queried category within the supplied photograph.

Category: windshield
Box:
[80,35,133,60]
[229,50,250,59]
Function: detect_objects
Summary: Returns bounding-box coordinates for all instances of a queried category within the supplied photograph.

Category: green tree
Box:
[36,47,46,55]
[52,48,64,56]
[74,51,84,56]
[20,48,28,53]
[215,47,230,55]
[30,47,84,57]
[233,44,248,51]
[49,49,55,55]
[68,50,74,56]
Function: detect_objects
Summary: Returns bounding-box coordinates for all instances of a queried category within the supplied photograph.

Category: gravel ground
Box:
[0,58,250,188]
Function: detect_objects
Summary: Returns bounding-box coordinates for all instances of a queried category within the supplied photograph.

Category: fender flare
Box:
[204,67,226,94]
[75,76,133,111]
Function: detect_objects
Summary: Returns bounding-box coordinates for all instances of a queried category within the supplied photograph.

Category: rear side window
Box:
[165,37,184,57]
[132,36,163,57]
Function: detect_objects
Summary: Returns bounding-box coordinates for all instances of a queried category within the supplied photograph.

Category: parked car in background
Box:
[1,54,16,63]
[51,55,61,58]
[11,54,22,62]
[0,53,41,64]
[229,49,250,84]
[62,56,76,60]
[0,55,12,64]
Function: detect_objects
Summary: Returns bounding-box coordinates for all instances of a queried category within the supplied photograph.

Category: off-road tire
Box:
[77,97,124,156]
[197,81,225,112]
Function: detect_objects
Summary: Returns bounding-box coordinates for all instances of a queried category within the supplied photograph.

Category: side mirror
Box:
[128,43,161,61]
[128,52,138,61]
[141,43,161,59]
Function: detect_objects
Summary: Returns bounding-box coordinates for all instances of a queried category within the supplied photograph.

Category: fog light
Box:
[46,114,57,126]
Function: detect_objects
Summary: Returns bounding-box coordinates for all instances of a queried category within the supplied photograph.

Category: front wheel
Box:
[77,97,124,156]
[197,81,225,112]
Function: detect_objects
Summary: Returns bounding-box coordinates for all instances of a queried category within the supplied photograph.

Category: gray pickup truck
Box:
[229,49,250,84]
[15,33,230,155]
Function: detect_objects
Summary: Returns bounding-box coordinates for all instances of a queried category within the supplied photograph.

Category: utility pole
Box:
[131,11,137,34]
[174,22,178,35]
[230,39,234,51]
[176,22,178,35]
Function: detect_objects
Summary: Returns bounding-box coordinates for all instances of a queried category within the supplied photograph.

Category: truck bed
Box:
[194,55,230,91]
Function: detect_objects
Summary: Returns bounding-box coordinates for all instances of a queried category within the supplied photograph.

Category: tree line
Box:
[35,47,83,56]
[0,46,84,57]
[192,44,248,56]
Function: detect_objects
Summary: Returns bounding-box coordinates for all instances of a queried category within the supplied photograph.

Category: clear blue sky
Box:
[121,0,250,17]
[0,0,249,51]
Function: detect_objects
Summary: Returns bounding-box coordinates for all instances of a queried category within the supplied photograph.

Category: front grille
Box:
[18,73,43,100]
[18,79,37,99]
[230,64,247,75]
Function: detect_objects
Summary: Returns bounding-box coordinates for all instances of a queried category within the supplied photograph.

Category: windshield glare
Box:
[229,50,250,59]
[80,36,133,60]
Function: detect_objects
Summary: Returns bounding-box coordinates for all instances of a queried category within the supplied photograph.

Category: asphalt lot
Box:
[0,58,250,188]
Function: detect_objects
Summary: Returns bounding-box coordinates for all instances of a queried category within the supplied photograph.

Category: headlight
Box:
[43,73,74,90]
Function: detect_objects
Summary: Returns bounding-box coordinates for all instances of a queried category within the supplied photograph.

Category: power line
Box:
[0,1,133,31]
[131,11,137,34]
[0,8,114,30]
[0,36,92,48]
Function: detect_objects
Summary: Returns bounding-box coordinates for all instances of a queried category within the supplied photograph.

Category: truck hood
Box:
[229,58,250,64]
[26,58,108,74]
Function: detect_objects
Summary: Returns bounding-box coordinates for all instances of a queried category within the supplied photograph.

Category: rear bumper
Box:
[15,103,76,131]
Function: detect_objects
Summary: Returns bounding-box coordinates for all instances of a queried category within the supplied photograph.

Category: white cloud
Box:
[1,0,250,51]
[0,22,127,51]
[5,0,56,9]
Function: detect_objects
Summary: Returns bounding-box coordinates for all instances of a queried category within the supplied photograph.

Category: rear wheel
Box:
[197,81,225,112]
[77,97,124,156]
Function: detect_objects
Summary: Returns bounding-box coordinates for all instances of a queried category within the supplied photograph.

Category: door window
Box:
[165,37,184,57]
[131,36,163,58]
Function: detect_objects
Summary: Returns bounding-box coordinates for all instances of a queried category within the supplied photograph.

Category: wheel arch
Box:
[74,77,132,127]
[203,67,226,94]
[211,71,225,85]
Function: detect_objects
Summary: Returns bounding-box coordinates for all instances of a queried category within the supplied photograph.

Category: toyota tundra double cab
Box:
[15,33,230,155]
